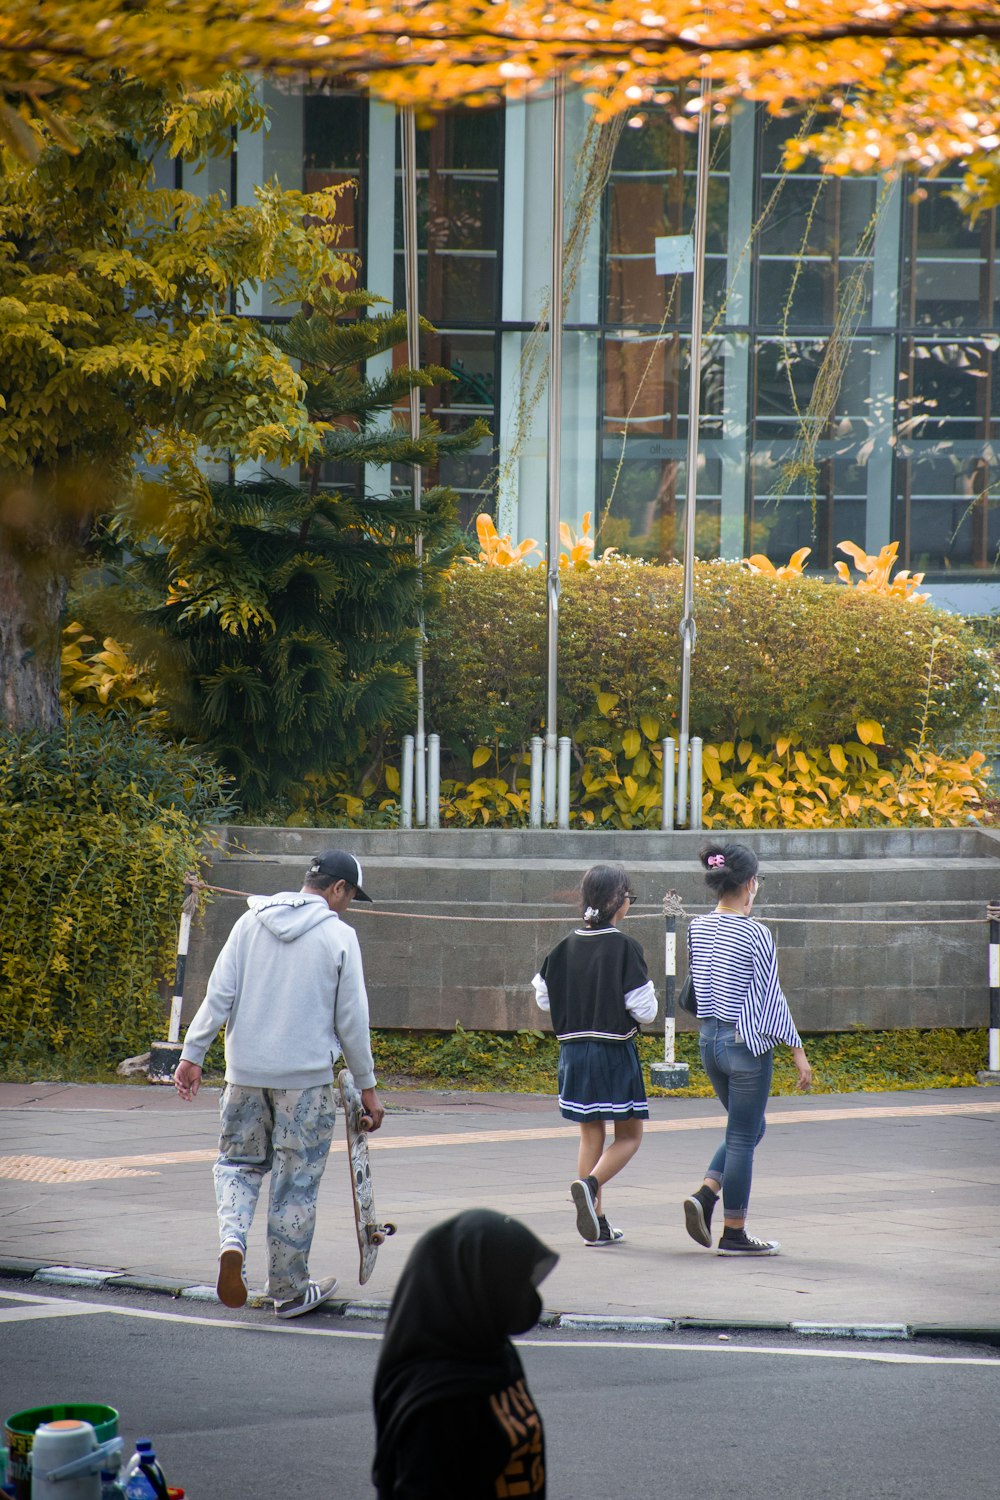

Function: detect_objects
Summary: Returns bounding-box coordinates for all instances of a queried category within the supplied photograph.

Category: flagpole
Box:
[544,75,566,826]
[677,74,711,826]
[401,105,426,825]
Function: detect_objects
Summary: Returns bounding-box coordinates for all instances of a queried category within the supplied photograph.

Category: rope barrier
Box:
[182,876,990,926]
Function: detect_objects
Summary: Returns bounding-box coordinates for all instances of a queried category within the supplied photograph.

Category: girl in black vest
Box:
[532,863,657,1245]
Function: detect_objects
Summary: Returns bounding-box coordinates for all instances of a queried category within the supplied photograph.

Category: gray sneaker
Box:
[274,1276,340,1318]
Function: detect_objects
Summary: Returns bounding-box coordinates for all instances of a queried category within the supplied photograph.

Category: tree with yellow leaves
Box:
[5,2,1000,207]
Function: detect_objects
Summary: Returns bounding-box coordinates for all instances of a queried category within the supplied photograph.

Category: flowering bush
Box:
[424,558,991,754]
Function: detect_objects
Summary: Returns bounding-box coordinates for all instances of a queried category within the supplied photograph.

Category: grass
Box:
[370,1024,991,1097]
[3,1026,986,1095]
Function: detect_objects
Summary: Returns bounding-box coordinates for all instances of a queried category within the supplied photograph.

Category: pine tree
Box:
[93,287,488,812]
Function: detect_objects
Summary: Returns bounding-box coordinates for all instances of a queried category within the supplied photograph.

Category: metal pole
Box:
[557,735,571,829]
[529,736,543,827]
[427,733,440,829]
[400,734,414,829]
[690,736,704,831]
[678,74,711,765]
[401,106,427,826]
[677,729,689,828]
[544,75,566,827]
[661,737,676,831]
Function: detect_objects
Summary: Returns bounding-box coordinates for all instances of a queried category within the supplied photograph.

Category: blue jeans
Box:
[699,1019,773,1218]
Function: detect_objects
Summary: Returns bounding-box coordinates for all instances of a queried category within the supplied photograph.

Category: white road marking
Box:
[1,1288,997,1367]
[0,1302,107,1323]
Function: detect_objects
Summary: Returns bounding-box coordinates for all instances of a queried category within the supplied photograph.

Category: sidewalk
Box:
[1,1081,998,1337]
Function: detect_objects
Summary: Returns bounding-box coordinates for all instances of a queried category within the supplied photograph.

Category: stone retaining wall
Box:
[178,826,1000,1035]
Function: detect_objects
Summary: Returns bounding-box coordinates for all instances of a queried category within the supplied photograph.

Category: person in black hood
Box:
[372,1209,558,1499]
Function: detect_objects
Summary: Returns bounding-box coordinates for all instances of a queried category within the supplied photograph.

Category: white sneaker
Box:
[216,1243,248,1309]
[274,1276,339,1318]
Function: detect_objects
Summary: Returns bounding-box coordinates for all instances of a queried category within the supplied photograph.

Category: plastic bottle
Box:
[100,1469,127,1500]
[122,1443,168,1500]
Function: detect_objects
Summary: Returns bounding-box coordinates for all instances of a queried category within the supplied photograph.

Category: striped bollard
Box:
[649,891,690,1090]
[977,899,1000,1084]
[148,876,198,1084]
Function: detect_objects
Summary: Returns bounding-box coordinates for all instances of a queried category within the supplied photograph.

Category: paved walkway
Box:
[1,1081,998,1336]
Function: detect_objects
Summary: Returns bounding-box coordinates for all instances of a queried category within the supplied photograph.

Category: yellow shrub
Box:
[701,728,987,829]
[60,622,161,718]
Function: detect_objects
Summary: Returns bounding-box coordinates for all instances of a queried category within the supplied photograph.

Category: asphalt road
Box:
[2,1279,998,1500]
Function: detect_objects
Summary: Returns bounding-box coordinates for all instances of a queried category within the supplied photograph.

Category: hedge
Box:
[423,560,991,754]
[0,714,234,1070]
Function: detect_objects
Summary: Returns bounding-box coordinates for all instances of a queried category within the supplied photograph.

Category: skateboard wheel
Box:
[383,1223,397,1236]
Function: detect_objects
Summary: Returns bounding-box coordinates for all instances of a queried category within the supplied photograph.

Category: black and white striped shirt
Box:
[687,912,802,1057]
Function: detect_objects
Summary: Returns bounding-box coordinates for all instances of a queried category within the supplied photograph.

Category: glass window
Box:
[603,113,729,328]
[902,180,995,330]
[393,109,502,324]
[894,338,999,571]
[599,330,727,561]
[391,330,498,528]
[749,458,867,570]
[303,90,366,263]
[598,447,722,562]
[754,151,878,329]
[894,447,1000,572]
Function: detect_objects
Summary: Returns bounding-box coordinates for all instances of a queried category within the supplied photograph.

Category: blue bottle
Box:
[122,1442,168,1500]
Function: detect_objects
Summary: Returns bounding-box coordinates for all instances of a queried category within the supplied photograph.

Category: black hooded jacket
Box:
[372,1209,557,1499]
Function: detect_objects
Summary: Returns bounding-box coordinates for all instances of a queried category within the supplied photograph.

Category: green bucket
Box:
[5,1404,118,1500]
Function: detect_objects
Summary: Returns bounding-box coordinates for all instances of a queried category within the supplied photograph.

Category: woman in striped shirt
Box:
[682,841,812,1257]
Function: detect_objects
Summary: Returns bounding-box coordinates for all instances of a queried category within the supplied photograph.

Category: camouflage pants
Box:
[214,1083,337,1301]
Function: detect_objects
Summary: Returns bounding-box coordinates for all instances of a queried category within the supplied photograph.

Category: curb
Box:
[3,1258,999,1347]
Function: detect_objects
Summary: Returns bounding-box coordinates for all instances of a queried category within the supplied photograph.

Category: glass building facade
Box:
[221,84,1000,613]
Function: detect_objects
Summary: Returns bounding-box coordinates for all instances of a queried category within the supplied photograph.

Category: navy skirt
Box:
[557,1038,649,1123]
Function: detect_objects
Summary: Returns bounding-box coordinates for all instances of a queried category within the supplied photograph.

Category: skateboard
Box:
[337,1068,396,1285]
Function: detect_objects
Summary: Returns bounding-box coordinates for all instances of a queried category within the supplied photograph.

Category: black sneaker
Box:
[683,1186,718,1248]
[570,1176,600,1241]
[717,1228,781,1256]
[585,1215,625,1247]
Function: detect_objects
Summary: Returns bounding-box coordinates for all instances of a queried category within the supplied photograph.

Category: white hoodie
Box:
[180,891,377,1091]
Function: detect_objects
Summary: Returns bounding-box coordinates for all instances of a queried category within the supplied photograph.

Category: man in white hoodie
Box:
[173,849,384,1319]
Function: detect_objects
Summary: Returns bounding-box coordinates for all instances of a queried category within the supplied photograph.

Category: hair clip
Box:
[584,906,600,921]
[707,854,725,868]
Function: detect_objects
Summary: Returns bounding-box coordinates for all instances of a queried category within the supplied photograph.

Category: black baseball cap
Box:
[306,850,373,902]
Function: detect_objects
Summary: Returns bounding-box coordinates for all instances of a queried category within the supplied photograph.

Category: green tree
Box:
[85,292,489,812]
[0,74,343,733]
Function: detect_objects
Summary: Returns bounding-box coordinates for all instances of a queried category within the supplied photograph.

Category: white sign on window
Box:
[654,235,695,276]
